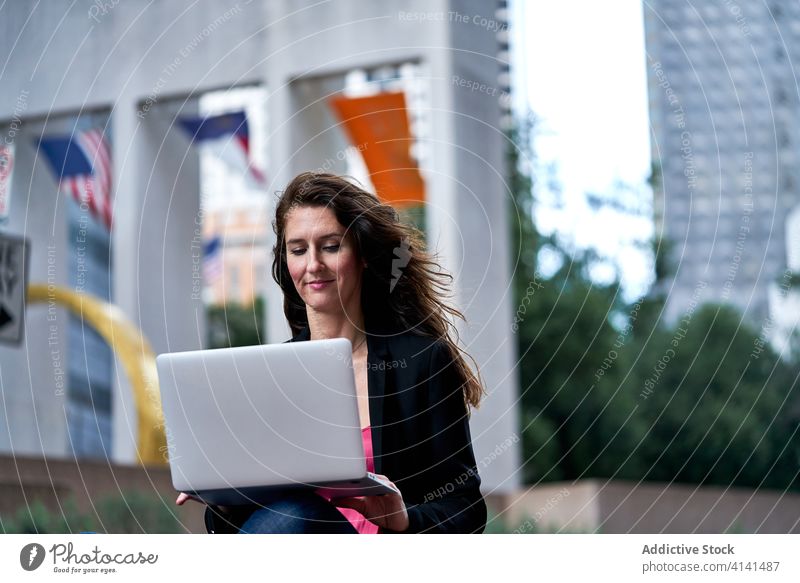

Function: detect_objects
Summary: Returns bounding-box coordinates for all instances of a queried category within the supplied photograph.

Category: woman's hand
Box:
[175,492,203,506]
[333,474,409,532]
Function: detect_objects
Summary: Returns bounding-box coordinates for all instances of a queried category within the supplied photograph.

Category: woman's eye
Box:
[290,248,306,256]
[323,245,340,252]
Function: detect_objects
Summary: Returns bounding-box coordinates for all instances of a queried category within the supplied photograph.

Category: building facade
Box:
[644,1,800,327]
[0,0,520,494]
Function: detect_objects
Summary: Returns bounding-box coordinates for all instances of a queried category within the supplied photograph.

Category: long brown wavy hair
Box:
[272,171,484,410]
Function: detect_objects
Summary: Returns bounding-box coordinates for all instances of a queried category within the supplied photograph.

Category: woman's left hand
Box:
[333,474,409,532]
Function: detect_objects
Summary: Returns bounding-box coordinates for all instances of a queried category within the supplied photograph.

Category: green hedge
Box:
[1,491,183,534]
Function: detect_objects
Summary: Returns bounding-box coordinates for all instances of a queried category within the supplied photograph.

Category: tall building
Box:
[644,1,800,326]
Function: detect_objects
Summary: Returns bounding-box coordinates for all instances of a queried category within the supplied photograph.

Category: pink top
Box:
[331,426,380,534]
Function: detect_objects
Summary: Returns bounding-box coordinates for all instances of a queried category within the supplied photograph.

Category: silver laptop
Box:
[155,338,398,506]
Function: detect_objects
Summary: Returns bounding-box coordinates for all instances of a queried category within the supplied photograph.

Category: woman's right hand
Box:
[175,492,203,506]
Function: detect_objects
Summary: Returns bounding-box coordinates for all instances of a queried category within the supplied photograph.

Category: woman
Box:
[178,171,487,533]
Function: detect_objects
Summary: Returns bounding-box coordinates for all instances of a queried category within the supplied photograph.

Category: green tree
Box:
[508,113,800,491]
[622,304,799,490]
[507,114,631,483]
[207,296,265,348]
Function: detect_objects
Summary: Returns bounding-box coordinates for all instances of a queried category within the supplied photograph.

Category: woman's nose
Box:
[307,249,324,272]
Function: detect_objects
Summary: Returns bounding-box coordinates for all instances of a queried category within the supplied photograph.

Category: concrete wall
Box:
[5,458,795,535]
[0,117,72,459]
[494,480,800,533]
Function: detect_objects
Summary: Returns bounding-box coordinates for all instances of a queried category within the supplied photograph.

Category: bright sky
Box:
[512,0,654,300]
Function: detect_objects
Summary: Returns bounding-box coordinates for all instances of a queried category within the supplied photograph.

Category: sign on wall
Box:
[0,233,30,344]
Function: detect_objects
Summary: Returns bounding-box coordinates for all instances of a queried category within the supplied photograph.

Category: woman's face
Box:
[284,205,364,316]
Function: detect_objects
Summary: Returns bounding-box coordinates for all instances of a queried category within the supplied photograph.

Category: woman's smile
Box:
[308,279,334,290]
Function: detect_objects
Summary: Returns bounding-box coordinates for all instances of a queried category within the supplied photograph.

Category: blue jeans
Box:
[236,490,358,534]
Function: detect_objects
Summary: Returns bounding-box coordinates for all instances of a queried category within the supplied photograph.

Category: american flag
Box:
[36,129,113,230]
[203,236,223,284]
[178,111,266,188]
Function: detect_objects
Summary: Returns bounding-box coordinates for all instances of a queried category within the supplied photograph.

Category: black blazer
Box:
[205,327,487,534]
[290,326,487,534]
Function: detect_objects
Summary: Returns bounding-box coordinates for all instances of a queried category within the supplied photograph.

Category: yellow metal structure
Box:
[26,284,167,465]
